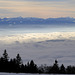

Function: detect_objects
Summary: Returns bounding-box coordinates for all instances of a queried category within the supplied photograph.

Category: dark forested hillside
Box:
[0,50,75,74]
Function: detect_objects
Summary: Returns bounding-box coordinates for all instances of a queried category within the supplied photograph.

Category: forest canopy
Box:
[0,50,75,74]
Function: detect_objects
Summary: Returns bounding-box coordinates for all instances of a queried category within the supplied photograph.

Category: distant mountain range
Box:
[0,17,75,25]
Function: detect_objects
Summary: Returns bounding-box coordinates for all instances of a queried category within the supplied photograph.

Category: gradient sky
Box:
[0,0,75,18]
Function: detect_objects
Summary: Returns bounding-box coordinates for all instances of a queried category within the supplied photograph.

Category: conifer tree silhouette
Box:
[50,60,59,74]
[60,64,66,74]
[3,49,9,62]
[16,54,22,65]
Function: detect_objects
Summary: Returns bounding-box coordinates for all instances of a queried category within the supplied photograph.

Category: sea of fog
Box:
[0,24,75,35]
[0,24,75,66]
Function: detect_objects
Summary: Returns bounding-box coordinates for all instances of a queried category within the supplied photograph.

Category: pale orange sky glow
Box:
[0,0,75,18]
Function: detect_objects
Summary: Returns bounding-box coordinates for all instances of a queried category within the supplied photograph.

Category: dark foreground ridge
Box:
[0,49,75,74]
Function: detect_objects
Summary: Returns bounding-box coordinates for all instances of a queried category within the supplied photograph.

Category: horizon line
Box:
[0,16,75,19]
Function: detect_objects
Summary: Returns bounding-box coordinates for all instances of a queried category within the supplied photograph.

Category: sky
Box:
[0,0,75,18]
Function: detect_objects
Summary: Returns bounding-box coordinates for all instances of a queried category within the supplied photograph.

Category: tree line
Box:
[0,49,75,74]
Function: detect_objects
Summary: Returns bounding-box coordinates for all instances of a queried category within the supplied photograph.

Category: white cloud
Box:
[0,32,75,44]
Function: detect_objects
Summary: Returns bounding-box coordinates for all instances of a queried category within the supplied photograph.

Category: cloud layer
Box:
[0,32,75,44]
[0,32,75,66]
